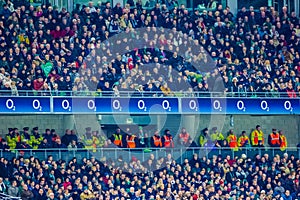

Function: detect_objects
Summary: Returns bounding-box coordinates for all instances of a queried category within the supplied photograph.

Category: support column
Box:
[226,0,238,15]
[182,115,200,140]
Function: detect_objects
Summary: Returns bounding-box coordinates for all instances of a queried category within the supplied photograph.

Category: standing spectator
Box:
[70,129,78,143]
[43,129,54,148]
[268,128,280,148]
[61,129,73,146]
[0,139,10,151]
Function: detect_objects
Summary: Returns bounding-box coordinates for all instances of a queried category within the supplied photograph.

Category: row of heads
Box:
[8,127,56,133]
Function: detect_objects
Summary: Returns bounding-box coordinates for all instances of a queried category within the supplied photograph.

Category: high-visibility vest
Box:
[113,134,122,146]
[227,134,238,151]
[164,135,174,148]
[126,135,136,148]
[211,132,224,141]
[251,130,264,145]
[153,136,162,147]
[280,135,287,151]
[238,135,249,147]
[270,133,280,145]
[179,133,190,144]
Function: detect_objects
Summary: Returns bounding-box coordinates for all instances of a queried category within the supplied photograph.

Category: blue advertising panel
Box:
[53,97,179,113]
[181,98,300,115]
[0,97,298,114]
[0,97,50,113]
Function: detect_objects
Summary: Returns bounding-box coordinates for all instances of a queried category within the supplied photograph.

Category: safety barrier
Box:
[1,147,299,163]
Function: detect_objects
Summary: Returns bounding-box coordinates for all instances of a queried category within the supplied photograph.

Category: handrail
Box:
[2,147,299,163]
[0,90,296,98]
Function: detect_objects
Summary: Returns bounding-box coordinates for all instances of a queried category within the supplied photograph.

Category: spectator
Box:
[68,140,77,151]
[61,129,73,146]
[0,177,6,193]
[53,138,67,148]
[7,180,19,197]
[43,129,54,147]
[20,184,34,200]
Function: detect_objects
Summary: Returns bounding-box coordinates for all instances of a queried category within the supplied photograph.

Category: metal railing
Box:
[0,90,296,98]
[0,193,21,200]
[2,147,299,164]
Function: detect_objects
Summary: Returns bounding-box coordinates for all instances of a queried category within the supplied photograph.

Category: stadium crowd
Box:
[0,0,298,97]
[0,125,288,153]
[0,141,299,199]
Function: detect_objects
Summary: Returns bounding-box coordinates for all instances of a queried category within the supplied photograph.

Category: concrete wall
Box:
[0,114,299,146]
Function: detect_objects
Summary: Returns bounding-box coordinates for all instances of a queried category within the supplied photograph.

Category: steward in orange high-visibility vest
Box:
[268,128,280,147]
[178,128,191,146]
[126,134,137,148]
[279,130,287,151]
[227,129,238,151]
[238,131,250,147]
[251,125,264,146]
[151,130,162,147]
[110,128,123,147]
[162,129,174,148]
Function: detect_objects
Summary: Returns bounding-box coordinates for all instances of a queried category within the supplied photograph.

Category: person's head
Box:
[256,125,261,130]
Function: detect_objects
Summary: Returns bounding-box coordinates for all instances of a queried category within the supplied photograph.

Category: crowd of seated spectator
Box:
[0,150,299,199]
[0,125,289,153]
[0,0,298,97]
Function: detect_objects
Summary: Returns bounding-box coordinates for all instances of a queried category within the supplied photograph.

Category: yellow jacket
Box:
[251,129,264,146]
[211,132,224,142]
[280,135,287,151]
